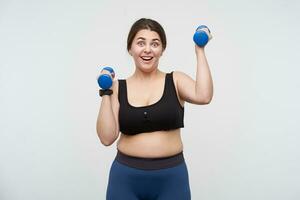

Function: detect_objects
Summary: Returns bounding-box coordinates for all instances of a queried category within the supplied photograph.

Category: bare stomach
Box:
[117,129,183,158]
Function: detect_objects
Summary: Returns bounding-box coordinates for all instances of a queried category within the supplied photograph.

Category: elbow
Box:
[195,88,213,105]
[203,90,213,104]
[197,94,213,105]
[96,129,118,147]
[203,96,213,104]
[98,135,115,146]
[101,139,114,146]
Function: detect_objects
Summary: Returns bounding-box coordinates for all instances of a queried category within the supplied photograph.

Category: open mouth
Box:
[141,56,153,61]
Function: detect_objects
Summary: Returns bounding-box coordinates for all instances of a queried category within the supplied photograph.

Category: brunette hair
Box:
[127,18,167,51]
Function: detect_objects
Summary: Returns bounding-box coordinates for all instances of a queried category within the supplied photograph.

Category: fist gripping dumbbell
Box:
[193,25,212,47]
[97,66,115,96]
[98,66,115,89]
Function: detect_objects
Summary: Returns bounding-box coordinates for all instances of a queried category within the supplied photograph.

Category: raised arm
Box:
[174,45,213,105]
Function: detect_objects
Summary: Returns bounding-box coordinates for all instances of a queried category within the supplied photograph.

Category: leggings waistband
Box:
[115,150,185,170]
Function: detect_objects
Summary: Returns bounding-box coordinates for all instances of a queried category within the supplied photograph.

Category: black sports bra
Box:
[118,71,184,135]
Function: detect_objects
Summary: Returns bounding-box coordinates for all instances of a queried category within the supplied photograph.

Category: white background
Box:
[1,0,299,199]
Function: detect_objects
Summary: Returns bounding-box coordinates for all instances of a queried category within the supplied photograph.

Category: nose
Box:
[144,44,151,53]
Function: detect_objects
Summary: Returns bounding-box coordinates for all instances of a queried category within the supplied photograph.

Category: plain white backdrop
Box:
[1,0,299,199]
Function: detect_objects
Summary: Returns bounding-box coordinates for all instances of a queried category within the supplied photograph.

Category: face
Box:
[129,29,164,72]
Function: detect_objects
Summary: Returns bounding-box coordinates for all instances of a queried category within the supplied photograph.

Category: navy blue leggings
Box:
[106,158,191,199]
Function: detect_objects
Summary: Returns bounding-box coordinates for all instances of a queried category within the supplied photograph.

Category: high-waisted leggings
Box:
[106,150,191,200]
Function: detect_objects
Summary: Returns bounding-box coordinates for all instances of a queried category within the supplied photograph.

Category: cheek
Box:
[129,49,139,57]
[154,49,163,57]
[132,47,143,55]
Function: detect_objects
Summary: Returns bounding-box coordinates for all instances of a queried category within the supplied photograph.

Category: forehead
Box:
[134,29,161,40]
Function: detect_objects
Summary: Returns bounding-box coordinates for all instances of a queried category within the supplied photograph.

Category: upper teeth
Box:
[142,56,152,60]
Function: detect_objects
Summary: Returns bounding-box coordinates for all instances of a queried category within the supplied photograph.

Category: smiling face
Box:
[129,29,164,72]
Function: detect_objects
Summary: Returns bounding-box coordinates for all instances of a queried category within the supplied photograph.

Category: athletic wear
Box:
[118,71,184,135]
[115,149,184,170]
[107,71,190,199]
[106,150,191,200]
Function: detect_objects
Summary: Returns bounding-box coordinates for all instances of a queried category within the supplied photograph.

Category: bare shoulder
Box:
[172,70,191,83]
[172,70,208,105]
[170,70,186,106]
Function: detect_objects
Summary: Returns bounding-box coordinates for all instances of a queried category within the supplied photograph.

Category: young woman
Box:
[97,18,213,200]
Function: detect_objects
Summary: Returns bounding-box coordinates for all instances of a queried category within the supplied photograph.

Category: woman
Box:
[96,18,213,200]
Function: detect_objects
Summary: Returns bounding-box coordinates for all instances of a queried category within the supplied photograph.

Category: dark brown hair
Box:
[127,18,167,52]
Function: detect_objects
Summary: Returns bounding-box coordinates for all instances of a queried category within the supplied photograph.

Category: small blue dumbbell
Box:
[97,66,115,89]
[193,25,211,47]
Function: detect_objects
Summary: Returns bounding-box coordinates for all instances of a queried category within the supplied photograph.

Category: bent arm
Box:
[96,81,120,146]
[176,46,213,105]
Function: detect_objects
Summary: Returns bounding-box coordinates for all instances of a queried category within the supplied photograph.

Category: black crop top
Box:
[118,71,184,135]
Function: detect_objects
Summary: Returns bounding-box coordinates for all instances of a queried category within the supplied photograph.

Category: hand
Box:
[195,27,212,53]
[96,69,114,82]
[202,27,213,41]
[97,67,116,90]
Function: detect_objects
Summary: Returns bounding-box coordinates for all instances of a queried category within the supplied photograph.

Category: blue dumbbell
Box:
[97,66,115,89]
[193,25,211,47]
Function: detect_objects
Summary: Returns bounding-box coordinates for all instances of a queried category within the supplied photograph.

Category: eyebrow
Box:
[136,37,161,42]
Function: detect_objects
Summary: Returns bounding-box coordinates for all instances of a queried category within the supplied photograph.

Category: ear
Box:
[128,49,133,56]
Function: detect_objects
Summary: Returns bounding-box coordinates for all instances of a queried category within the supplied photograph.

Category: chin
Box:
[144,63,159,69]
[140,67,155,73]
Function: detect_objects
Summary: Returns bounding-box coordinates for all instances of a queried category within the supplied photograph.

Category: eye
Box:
[137,41,145,46]
[152,42,160,47]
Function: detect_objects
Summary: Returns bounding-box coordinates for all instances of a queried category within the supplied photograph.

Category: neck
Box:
[132,68,163,81]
